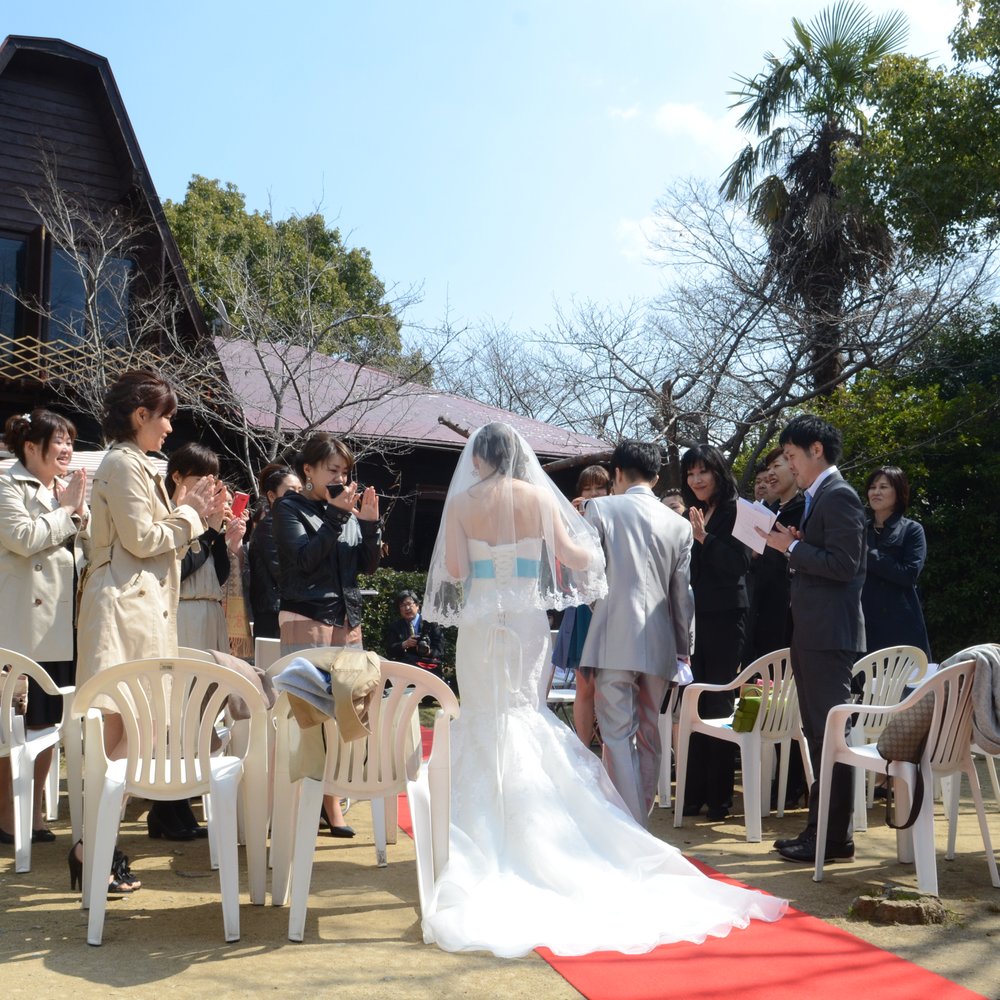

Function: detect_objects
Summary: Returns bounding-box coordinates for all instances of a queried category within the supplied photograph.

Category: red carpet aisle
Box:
[400,729,985,1000]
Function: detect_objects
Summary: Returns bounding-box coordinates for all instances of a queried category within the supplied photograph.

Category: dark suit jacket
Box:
[788,471,866,652]
[745,493,804,662]
[383,616,445,668]
[862,514,931,657]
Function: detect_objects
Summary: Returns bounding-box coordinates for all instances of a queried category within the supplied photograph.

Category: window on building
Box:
[0,235,27,341]
[47,246,134,346]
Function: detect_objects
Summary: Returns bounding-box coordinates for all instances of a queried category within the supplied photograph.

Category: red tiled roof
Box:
[217,339,607,459]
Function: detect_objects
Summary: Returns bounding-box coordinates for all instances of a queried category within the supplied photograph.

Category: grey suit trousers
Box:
[594,669,669,826]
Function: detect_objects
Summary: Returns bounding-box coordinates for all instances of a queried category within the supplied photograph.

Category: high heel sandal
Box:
[68,840,143,893]
[110,848,141,893]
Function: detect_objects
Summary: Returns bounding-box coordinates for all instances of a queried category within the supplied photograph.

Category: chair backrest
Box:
[740,648,798,737]
[852,645,929,739]
[71,657,269,797]
[177,646,216,662]
[254,637,282,674]
[270,649,459,795]
[923,659,977,772]
[0,648,62,750]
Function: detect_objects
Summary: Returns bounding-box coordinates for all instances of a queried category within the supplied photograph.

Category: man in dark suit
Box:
[383,589,446,679]
[761,415,866,863]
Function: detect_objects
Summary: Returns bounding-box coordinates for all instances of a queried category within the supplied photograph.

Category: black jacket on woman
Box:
[248,512,280,638]
[690,499,751,615]
[861,512,931,657]
[271,490,381,627]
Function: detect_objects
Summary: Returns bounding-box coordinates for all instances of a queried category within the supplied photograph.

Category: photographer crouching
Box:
[384,589,445,682]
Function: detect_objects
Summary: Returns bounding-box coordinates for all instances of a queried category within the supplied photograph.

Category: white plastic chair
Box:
[269,658,459,941]
[814,659,999,894]
[71,656,269,945]
[673,648,812,843]
[849,646,929,832]
[0,650,75,873]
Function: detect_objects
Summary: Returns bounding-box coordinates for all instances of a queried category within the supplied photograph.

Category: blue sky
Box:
[7,1,958,341]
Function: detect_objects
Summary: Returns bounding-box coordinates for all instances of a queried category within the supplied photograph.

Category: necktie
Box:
[801,491,813,526]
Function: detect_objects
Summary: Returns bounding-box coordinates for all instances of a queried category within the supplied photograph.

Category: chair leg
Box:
[965,761,1000,889]
[384,793,399,846]
[894,767,916,865]
[910,768,939,897]
[673,719,691,827]
[741,741,762,843]
[207,782,242,943]
[854,767,869,833]
[812,750,835,883]
[65,717,84,844]
[775,739,790,819]
[656,710,672,808]
[288,777,325,942]
[87,783,125,946]
[270,780,300,907]
[370,797,388,868]
[759,741,773,819]
[10,745,33,874]
[985,754,1000,802]
[943,773,962,860]
[45,743,60,821]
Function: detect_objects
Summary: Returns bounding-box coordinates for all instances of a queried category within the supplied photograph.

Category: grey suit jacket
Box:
[580,486,693,678]
[788,471,867,652]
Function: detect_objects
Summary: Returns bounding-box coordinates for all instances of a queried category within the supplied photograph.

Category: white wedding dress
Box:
[421,537,786,958]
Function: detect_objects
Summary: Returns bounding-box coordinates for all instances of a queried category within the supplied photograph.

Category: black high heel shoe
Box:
[147,801,196,841]
[319,804,355,838]
[68,840,83,891]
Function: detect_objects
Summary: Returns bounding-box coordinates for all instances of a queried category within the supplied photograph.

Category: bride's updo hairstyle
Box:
[474,422,528,480]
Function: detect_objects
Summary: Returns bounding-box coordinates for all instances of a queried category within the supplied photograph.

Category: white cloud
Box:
[609,106,640,120]
[615,216,653,263]
[652,102,741,160]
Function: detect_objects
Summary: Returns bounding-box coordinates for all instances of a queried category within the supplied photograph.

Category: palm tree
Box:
[721,1,908,391]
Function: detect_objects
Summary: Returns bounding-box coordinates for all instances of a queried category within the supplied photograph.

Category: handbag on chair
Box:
[876,694,934,830]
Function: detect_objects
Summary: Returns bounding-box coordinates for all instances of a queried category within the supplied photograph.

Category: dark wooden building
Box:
[0,34,210,442]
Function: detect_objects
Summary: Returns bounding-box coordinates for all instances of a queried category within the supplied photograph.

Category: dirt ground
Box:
[2,764,999,1000]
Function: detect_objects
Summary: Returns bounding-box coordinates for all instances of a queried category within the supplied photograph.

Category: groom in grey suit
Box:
[580,440,693,826]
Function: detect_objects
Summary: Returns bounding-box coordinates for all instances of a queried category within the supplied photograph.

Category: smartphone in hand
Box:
[231,491,250,518]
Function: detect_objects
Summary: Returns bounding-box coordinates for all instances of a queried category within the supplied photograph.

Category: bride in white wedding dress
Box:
[421,423,786,958]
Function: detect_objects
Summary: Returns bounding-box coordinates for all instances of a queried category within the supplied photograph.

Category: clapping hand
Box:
[177,475,227,523]
[688,506,707,543]
[328,482,379,522]
[57,468,87,517]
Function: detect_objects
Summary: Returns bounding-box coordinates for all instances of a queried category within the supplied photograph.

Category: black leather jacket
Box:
[248,512,280,631]
[271,491,381,627]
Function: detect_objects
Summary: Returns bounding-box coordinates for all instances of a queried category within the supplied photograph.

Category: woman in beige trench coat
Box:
[74,371,225,889]
[0,409,87,845]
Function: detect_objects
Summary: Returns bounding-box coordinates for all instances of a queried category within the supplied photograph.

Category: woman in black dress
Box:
[680,445,751,821]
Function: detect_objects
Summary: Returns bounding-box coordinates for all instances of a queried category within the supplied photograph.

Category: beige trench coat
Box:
[0,461,88,662]
[76,440,204,695]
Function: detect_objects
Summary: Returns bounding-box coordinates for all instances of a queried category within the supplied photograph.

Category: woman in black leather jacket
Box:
[248,465,302,640]
[271,433,381,837]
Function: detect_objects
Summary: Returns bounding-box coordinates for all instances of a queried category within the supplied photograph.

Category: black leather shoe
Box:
[778,838,855,863]
[706,806,730,821]
[682,803,705,817]
[773,831,809,850]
